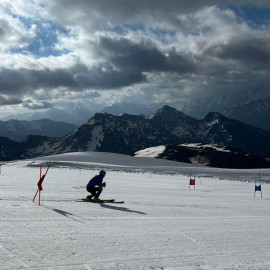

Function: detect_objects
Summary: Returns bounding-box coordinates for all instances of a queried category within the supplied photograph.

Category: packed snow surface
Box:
[1,151,270,269]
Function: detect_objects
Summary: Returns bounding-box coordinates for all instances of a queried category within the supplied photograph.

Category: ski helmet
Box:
[99,170,106,177]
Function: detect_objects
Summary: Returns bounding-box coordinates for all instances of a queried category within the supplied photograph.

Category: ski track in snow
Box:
[1,152,270,269]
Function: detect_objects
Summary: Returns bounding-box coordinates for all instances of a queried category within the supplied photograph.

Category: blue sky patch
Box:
[230,4,270,27]
[13,17,70,57]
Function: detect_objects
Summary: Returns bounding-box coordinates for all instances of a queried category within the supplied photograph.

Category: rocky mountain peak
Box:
[150,105,180,119]
[203,112,228,125]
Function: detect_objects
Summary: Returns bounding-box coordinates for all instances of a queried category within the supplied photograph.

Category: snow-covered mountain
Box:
[201,112,270,157]
[149,105,203,141]
[223,97,270,131]
[135,143,270,169]
[0,119,77,141]
[24,106,206,158]
[24,110,177,158]
[2,105,270,163]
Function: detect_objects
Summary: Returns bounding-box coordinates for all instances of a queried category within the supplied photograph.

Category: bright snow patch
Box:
[134,145,166,158]
[182,143,231,153]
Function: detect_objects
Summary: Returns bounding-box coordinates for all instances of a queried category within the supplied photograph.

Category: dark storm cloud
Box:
[0,63,145,94]
[0,67,77,94]
[0,95,22,105]
[75,63,146,89]
[97,36,196,74]
[205,37,270,65]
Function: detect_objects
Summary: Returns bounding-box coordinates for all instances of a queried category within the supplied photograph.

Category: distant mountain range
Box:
[135,143,270,169]
[2,102,160,126]
[222,97,270,131]
[1,105,270,168]
[3,97,270,132]
[0,119,77,141]
[102,99,270,132]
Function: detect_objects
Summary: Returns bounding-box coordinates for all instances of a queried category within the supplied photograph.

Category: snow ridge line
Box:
[0,244,29,269]
[179,232,217,254]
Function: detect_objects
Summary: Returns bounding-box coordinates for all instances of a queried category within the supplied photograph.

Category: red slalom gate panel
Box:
[189,174,196,190]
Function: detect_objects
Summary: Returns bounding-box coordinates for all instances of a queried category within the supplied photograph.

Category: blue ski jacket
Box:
[87,175,103,188]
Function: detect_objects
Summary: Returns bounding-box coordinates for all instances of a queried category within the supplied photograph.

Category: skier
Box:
[85,170,106,201]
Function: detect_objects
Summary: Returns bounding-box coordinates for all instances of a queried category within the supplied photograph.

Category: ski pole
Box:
[33,189,39,202]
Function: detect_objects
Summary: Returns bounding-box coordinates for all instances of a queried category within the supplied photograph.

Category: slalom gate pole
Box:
[260,173,262,199]
[44,165,50,177]
[254,172,262,199]
[33,189,39,202]
[33,163,50,205]
[33,164,43,203]
[254,175,256,198]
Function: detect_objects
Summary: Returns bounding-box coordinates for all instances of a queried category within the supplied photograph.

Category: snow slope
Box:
[1,152,270,269]
[36,151,270,181]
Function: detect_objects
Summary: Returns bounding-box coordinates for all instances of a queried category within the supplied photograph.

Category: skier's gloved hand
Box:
[102,182,106,188]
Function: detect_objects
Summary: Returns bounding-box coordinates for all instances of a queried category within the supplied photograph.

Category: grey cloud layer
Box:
[205,36,270,65]
[43,0,218,28]
[0,95,22,106]
[1,28,269,104]
[1,0,270,116]
[0,68,77,94]
[0,36,196,98]
[23,99,52,110]
[97,37,196,74]
[44,0,270,29]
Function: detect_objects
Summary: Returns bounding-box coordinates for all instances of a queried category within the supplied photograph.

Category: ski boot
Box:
[92,196,101,202]
[85,195,93,201]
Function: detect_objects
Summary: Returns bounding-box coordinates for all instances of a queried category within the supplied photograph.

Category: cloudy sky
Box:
[0,0,270,124]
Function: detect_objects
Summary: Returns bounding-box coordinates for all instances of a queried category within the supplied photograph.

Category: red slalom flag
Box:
[189,173,196,190]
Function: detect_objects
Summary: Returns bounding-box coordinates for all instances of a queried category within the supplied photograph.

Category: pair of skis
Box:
[81,198,124,204]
